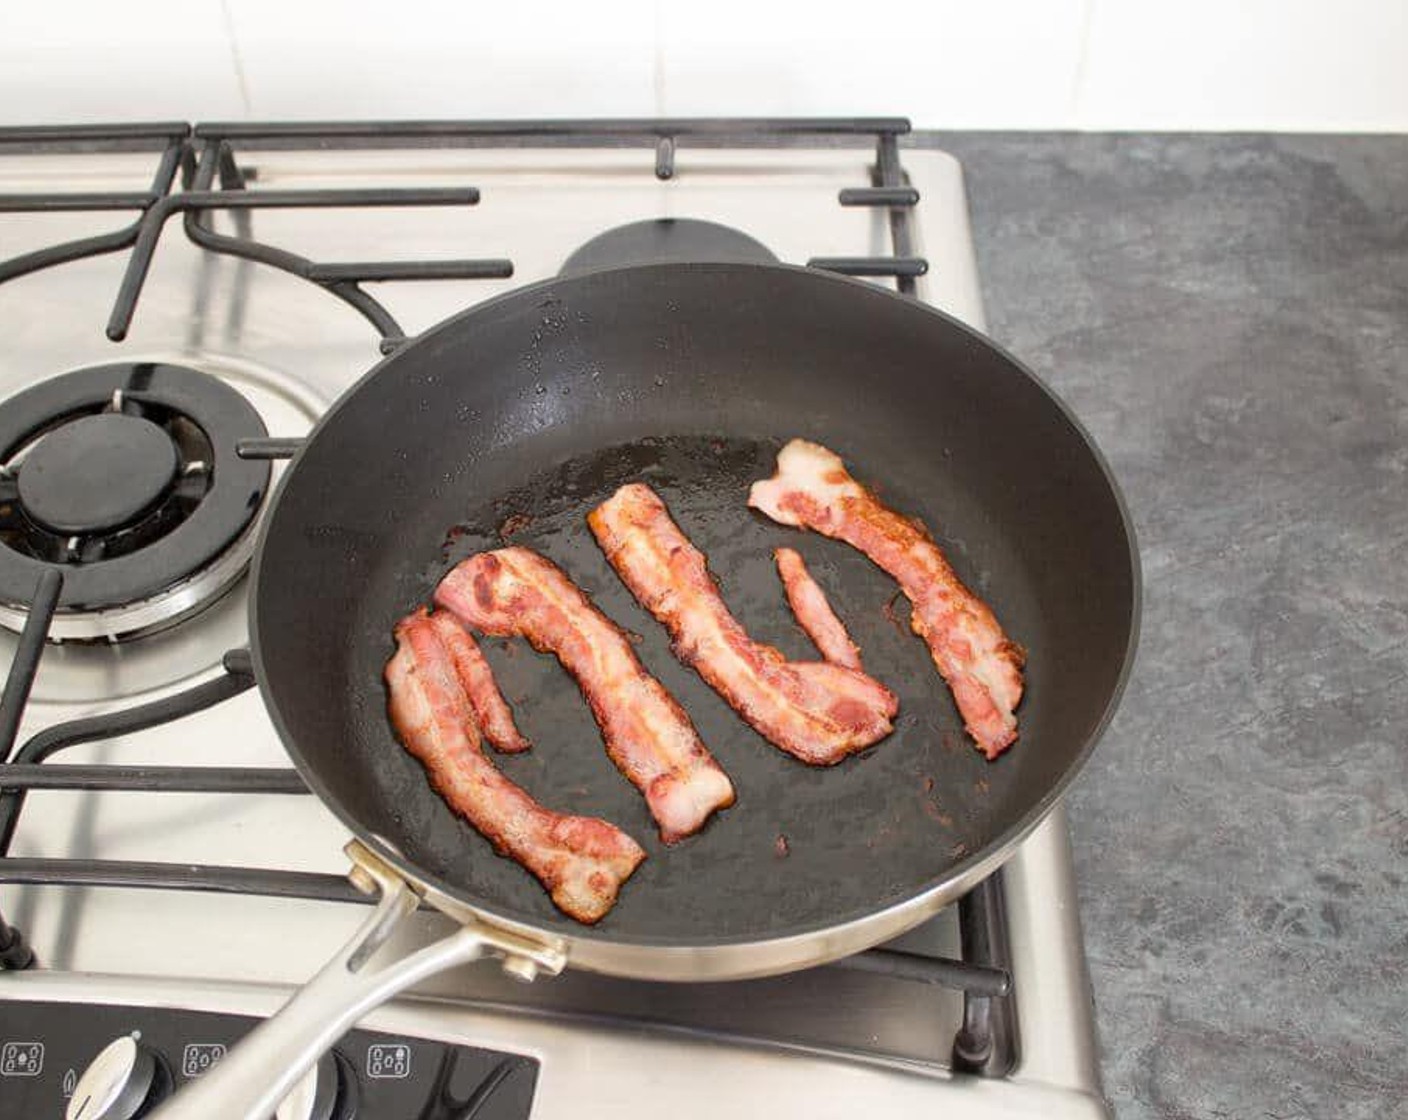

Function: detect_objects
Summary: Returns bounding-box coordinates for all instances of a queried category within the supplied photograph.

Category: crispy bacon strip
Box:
[589,484,897,766]
[386,610,644,924]
[774,547,863,671]
[426,610,530,753]
[436,548,735,842]
[749,439,1025,758]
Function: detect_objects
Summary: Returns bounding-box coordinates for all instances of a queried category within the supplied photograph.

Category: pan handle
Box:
[147,842,562,1120]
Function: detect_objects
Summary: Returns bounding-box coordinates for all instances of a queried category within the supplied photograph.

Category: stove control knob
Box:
[274,1051,345,1120]
[65,1035,158,1120]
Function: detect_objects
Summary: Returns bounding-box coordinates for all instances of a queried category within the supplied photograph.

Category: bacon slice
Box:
[774,547,863,671]
[425,610,530,753]
[386,609,644,924]
[436,548,735,843]
[588,484,897,766]
[749,439,1025,758]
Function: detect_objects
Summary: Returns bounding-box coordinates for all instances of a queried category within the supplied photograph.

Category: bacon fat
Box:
[774,547,864,671]
[749,439,1025,758]
[589,484,897,766]
[386,609,644,923]
[436,548,735,842]
[424,610,530,753]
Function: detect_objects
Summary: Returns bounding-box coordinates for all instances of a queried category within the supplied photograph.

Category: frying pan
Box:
[154,262,1138,1119]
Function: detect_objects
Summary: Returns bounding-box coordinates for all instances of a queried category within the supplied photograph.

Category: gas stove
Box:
[0,120,1108,1119]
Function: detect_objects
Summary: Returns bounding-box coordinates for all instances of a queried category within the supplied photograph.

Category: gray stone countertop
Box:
[912,133,1408,1120]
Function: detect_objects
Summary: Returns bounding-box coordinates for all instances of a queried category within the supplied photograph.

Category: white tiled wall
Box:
[222,0,657,120]
[2,0,1406,130]
[655,2,1092,124]
[1073,0,1408,130]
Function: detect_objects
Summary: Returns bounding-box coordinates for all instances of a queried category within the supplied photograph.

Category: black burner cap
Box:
[0,362,270,617]
[18,413,179,535]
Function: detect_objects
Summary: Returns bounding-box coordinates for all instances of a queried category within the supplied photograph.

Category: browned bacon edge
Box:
[588,483,897,767]
[425,610,530,753]
[435,548,735,843]
[749,439,1025,759]
[386,609,644,924]
[774,546,864,671]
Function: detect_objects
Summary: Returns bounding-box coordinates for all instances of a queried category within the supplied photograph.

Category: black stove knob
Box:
[273,1051,349,1120]
[65,1035,160,1120]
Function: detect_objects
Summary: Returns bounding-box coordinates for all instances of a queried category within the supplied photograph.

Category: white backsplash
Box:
[1,0,1406,130]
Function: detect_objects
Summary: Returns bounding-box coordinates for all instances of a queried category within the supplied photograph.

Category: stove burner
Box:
[560,218,778,274]
[18,413,178,535]
[0,362,270,640]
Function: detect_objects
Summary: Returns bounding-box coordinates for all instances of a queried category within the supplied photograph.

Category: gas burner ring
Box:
[0,362,271,640]
[0,518,260,642]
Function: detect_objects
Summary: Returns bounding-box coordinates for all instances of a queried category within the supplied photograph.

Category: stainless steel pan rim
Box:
[340,720,1118,983]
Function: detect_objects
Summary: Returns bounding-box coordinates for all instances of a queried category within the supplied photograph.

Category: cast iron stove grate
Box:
[0,116,1011,1078]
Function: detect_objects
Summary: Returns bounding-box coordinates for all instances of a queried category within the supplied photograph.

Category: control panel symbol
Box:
[0,1041,43,1077]
[62,1067,77,1097]
[181,1043,227,1078]
[366,1043,411,1079]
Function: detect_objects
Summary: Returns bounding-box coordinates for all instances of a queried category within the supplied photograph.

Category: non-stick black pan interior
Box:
[251,263,1137,947]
